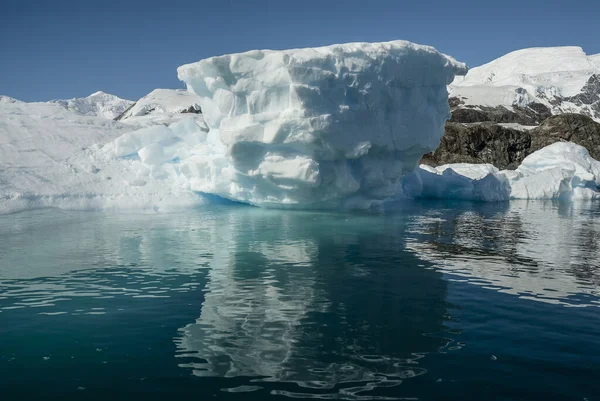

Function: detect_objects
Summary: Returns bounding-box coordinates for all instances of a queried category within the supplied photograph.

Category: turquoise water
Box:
[0,201,599,400]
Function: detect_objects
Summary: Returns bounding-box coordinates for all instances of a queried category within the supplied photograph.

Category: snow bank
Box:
[404,142,600,201]
[168,40,466,208]
[0,100,204,214]
[510,142,600,200]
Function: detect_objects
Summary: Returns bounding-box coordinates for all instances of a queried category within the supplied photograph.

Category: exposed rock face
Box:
[529,113,600,160]
[181,105,202,114]
[423,112,600,170]
[422,122,531,170]
[448,97,551,125]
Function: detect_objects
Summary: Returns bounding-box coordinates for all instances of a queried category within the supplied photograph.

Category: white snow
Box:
[591,54,600,69]
[0,96,22,104]
[49,91,133,119]
[404,142,600,201]
[116,89,207,130]
[0,100,204,214]
[449,46,600,120]
[497,123,537,131]
[171,40,466,208]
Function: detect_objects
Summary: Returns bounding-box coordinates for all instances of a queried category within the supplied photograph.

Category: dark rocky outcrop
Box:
[448,97,551,125]
[181,104,202,114]
[114,102,136,121]
[561,74,600,120]
[423,113,600,170]
[422,122,531,170]
[529,113,600,160]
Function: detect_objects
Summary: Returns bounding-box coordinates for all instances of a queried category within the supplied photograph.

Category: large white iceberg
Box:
[404,142,600,201]
[161,40,466,208]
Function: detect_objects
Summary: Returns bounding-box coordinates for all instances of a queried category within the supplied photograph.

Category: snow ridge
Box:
[450,46,600,121]
[50,91,134,119]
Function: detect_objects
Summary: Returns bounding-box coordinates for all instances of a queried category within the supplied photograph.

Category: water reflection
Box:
[402,200,600,306]
[175,209,450,399]
[0,211,219,314]
[1,201,600,399]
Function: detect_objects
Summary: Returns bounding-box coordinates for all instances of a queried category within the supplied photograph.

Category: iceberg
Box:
[405,142,600,201]
[163,40,466,208]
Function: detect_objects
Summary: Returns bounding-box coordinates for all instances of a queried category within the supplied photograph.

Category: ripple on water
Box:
[0,203,599,400]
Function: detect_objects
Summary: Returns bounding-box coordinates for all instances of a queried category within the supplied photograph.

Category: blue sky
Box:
[1,0,598,102]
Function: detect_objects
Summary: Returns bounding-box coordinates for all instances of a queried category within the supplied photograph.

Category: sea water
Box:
[0,200,599,400]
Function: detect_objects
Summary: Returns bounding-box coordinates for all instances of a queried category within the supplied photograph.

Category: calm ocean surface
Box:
[0,200,599,400]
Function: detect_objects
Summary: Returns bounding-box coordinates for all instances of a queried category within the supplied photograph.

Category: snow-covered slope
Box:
[49,91,133,119]
[450,47,600,121]
[116,88,207,129]
[0,96,22,104]
[0,100,203,214]
[588,53,600,69]
[117,89,201,119]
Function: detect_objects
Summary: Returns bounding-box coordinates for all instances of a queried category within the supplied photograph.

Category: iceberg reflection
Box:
[175,208,450,398]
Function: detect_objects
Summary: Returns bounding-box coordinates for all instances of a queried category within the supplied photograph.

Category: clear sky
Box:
[1,0,598,102]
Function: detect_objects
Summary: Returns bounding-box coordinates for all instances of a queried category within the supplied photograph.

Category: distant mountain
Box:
[0,95,22,104]
[115,88,207,130]
[49,91,134,120]
[449,46,600,122]
[116,89,201,120]
[422,47,600,169]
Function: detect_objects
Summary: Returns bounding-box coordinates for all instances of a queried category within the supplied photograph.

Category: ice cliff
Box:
[111,40,466,208]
